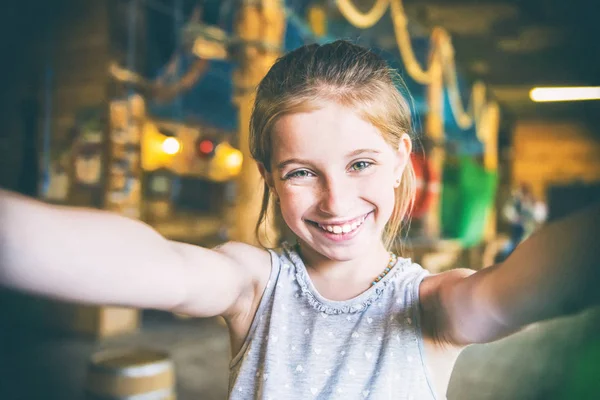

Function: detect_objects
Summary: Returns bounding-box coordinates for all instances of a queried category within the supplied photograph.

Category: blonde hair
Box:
[250,40,416,251]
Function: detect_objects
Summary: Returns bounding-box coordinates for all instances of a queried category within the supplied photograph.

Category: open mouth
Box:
[307,212,371,238]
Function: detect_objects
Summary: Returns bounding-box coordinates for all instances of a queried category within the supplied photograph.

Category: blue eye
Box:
[285,169,314,179]
[350,161,372,171]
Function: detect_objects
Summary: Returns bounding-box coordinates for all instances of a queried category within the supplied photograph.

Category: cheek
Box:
[362,173,395,197]
[360,175,397,214]
[278,188,312,220]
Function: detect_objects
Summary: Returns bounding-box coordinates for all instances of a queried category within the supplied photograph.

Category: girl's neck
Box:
[295,241,391,284]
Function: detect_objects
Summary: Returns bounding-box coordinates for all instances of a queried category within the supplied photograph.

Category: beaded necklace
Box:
[293,242,398,286]
[372,252,398,285]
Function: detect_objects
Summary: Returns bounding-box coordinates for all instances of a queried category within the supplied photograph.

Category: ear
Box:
[394,133,412,179]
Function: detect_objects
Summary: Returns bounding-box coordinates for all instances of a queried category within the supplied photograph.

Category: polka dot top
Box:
[228,243,437,400]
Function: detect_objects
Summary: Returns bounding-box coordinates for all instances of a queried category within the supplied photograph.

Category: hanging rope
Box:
[479,101,500,171]
[130,0,498,141]
[335,0,435,84]
[335,0,390,29]
[436,30,472,129]
[389,0,434,84]
[336,0,499,136]
[111,4,214,103]
[433,30,479,131]
[469,80,487,131]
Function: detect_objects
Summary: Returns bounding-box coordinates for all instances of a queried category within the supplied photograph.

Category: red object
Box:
[410,153,439,219]
[197,138,215,157]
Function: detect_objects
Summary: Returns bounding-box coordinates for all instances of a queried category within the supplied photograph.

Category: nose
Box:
[318,175,352,216]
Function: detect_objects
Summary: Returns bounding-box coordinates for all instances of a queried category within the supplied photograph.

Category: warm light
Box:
[207,142,244,181]
[530,86,600,102]
[224,149,243,170]
[141,122,178,171]
[161,137,181,155]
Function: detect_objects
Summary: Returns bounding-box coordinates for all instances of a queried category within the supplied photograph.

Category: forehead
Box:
[271,102,391,163]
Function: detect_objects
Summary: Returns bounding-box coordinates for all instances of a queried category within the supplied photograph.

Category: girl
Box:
[1,41,599,400]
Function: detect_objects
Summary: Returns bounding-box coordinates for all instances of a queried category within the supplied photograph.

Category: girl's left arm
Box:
[425,202,600,345]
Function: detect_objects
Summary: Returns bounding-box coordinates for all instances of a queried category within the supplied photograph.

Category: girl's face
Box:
[261,101,411,262]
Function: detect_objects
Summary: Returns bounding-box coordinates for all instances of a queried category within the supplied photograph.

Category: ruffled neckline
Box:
[282,242,412,315]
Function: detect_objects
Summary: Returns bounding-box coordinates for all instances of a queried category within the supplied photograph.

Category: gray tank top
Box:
[229,243,437,400]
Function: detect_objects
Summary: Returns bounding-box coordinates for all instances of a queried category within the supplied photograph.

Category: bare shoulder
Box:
[213,242,274,349]
[212,241,273,299]
[166,241,273,318]
[213,241,272,275]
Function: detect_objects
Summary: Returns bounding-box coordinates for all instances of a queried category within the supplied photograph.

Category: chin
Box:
[298,233,378,263]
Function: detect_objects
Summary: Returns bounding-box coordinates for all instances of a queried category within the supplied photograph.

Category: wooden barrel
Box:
[85,347,176,400]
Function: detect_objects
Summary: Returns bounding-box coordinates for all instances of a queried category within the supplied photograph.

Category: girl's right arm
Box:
[0,189,270,319]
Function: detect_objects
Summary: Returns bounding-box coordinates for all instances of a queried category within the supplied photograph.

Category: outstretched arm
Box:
[0,189,269,318]
[423,202,600,345]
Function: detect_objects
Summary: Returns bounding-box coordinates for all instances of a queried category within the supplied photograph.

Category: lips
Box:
[307,212,371,235]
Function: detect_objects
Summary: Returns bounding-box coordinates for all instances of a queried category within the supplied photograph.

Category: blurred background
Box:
[0,0,599,399]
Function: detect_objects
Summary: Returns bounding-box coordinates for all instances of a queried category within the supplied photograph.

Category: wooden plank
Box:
[53,66,108,86]
[53,2,109,42]
[54,32,108,55]
[52,47,110,69]
[53,83,107,112]
[52,59,110,87]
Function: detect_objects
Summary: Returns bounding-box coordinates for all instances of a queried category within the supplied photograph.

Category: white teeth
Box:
[317,214,368,235]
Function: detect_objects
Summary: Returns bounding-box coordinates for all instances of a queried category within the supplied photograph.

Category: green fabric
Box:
[441,156,498,247]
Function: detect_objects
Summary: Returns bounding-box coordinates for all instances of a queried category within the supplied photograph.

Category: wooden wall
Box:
[52,1,111,142]
[512,120,600,202]
[0,1,111,195]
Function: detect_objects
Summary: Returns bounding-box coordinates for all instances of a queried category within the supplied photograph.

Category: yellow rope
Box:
[437,31,488,131]
[335,0,390,29]
[440,38,473,128]
[389,0,433,84]
[333,0,501,146]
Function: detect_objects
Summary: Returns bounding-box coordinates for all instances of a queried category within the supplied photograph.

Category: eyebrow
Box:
[276,148,381,170]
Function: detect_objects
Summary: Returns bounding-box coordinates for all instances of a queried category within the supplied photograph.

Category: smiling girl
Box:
[1,41,599,399]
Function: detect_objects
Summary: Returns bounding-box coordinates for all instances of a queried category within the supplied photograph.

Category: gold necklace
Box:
[372,252,398,285]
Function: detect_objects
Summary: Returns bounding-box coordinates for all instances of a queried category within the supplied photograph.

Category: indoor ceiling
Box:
[2,0,598,122]
[401,0,600,121]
